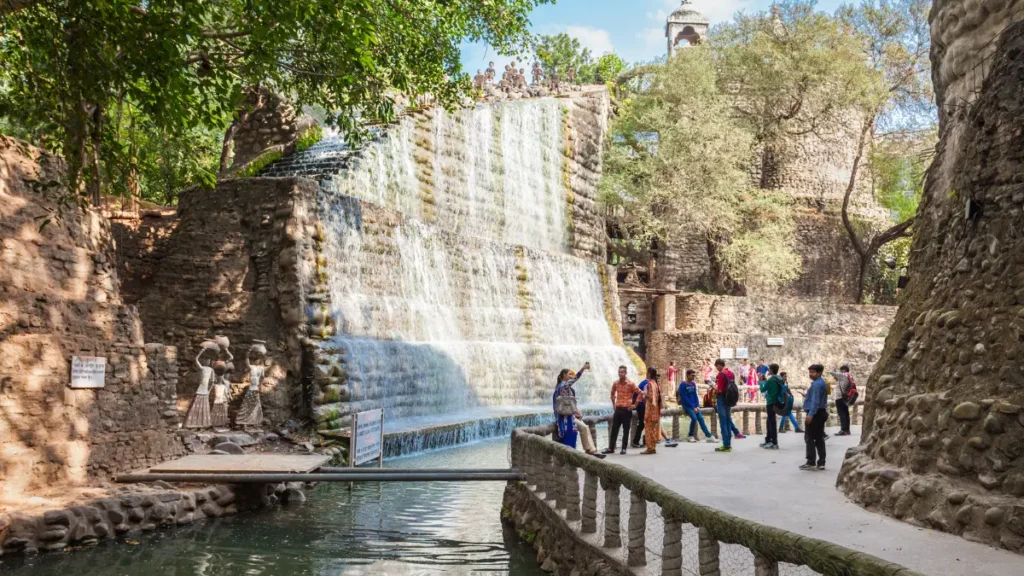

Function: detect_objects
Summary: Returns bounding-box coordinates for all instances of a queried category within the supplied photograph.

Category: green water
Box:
[0,439,542,576]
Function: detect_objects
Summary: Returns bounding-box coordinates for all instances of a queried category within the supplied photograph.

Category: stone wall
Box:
[837,5,1024,554]
[228,89,316,175]
[0,137,184,497]
[644,293,894,379]
[136,177,321,426]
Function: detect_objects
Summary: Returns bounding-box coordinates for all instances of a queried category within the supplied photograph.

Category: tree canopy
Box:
[532,33,596,84]
[0,0,549,206]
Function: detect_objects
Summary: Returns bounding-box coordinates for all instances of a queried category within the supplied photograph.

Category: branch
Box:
[840,118,874,258]
[868,217,915,252]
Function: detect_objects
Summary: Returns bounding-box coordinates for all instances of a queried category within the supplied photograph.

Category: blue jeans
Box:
[716,397,735,448]
[781,412,801,431]
[684,406,712,438]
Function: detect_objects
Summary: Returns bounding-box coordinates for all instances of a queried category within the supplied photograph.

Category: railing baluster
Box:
[672,414,680,441]
[627,491,647,566]
[662,517,683,576]
[554,454,566,510]
[709,410,719,438]
[698,527,720,576]
[542,451,556,502]
[581,471,598,533]
[742,410,750,435]
[602,479,621,548]
[564,461,581,521]
[755,552,780,576]
[755,408,763,435]
[589,422,598,444]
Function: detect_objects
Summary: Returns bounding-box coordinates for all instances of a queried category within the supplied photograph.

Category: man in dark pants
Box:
[800,364,829,470]
[760,363,782,450]
[603,366,641,455]
[631,368,654,448]
[833,364,854,435]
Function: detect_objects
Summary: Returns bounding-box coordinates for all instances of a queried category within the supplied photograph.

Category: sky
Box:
[460,0,848,71]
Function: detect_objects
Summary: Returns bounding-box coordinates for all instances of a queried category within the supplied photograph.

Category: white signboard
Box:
[70,356,106,389]
[353,409,383,466]
[735,348,750,359]
[767,337,785,347]
[719,348,735,359]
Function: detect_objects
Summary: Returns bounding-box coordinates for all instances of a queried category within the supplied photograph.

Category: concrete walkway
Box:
[602,425,1023,576]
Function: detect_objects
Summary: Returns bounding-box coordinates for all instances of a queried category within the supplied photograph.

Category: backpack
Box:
[774,383,795,415]
[702,387,716,408]
[724,373,740,408]
[847,376,859,406]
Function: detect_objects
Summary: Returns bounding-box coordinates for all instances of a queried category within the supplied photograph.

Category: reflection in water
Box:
[0,440,542,576]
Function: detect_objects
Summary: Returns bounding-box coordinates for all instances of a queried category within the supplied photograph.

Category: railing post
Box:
[698,527,720,576]
[602,479,621,548]
[629,415,638,447]
[754,408,763,435]
[709,410,719,438]
[755,552,779,576]
[582,471,598,533]
[627,492,647,566]
[564,461,581,521]
[553,454,566,510]
[742,410,750,435]
[541,451,556,502]
[589,422,598,444]
[853,403,860,425]
[661,517,683,576]
[672,414,680,441]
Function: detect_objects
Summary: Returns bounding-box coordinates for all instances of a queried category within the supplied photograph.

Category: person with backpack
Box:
[553,364,605,458]
[831,364,857,436]
[777,371,803,433]
[714,359,744,453]
[630,368,654,448]
[679,369,716,443]
[800,364,829,471]
[760,363,783,450]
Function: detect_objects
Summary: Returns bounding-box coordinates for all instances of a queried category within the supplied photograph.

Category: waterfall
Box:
[289,97,633,431]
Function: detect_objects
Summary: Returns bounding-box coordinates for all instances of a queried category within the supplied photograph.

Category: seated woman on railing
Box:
[553,364,606,459]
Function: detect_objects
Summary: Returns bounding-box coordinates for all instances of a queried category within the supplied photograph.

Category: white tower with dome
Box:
[666,0,710,57]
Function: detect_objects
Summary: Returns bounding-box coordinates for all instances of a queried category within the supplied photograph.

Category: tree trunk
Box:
[89,103,104,206]
[705,235,744,296]
[218,120,240,175]
[855,251,871,304]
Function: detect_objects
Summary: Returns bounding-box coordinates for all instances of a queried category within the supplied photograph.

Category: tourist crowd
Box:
[552,358,859,471]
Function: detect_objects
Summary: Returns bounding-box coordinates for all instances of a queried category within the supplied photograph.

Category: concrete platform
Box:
[602,425,1023,576]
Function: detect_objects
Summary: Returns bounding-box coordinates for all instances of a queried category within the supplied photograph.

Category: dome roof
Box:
[667,2,709,25]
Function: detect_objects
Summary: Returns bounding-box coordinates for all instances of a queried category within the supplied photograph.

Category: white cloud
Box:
[689,0,756,24]
[638,27,666,54]
[566,26,615,57]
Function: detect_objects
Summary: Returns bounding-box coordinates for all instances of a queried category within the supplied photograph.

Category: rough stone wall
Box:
[109,211,178,306]
[618,289,655,357]
[566,91,610,263]
[137,177,321,426]
[0,137,183,497]
[229,89,316,174]
[643,293,894,378]
[837,7,1024,553]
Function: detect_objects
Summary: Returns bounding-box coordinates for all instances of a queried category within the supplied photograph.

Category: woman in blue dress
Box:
[553,363,605,458]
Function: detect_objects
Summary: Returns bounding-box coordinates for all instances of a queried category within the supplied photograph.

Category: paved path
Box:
[601,425,1023,576]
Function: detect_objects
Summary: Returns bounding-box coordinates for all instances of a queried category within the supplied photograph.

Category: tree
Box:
[0,0,549,208]
[594,53,627,85]
[836,0,934,303]
[533,33,596,84]
[600,48,801,294]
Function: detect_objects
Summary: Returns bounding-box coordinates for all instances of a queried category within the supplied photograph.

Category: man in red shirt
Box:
[665,361,679,388]
[714,359,744,452]
[602,365,641,455]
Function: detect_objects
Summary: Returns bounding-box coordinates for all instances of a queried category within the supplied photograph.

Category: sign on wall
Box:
[719,348,735,359]
[767,337,785,347]
[70,356,106,389]
[352,409,384,466]
[735,348,750,359]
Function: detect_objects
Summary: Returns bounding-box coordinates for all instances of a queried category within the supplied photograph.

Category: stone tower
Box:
[666,1,709,57]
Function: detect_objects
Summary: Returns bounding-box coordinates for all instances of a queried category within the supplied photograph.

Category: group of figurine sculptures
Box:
[183,335,268,430]
[473,61,577,92]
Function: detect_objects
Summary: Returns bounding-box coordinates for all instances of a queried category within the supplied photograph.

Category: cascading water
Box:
[277,96,634,436]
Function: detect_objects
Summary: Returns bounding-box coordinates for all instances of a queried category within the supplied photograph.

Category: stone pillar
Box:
[589,422,598,443]
[654,294,677,331]
[742,411,750,435]
[602,480,622,548]
[754,552,779,576]
[564,463,581,521]
[541,452,556,502]
[627,492,647,566]
[629,415,638,446]
[710,411,719,438]
[582,471,599,533]
[672,415,681,440]
[754,408,763,435]
[698,527,720,576]
[553,456,566,510]
[852,404,860,425]
[661,518,683,576]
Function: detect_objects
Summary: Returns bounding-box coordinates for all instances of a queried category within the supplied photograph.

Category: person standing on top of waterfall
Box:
[553,363,605,459]
[630,368,652,449]
[602,366,640,455]
[640,368,663,455]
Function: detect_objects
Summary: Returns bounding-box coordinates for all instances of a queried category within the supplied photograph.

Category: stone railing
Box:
[509,424,922,576]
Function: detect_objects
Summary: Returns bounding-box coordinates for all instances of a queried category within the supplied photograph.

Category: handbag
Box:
[555,395,578,417]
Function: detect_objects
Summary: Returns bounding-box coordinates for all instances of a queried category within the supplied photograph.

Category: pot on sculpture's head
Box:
[214,334,231,350]
[250,340,268,358]
[201,340,220,353]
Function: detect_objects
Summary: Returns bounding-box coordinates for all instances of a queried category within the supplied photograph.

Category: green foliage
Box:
[601,47,801,294]
[295,125,324,153]
[0,0,549,206]
[870,133,932,223]
[533,33,596,84]
[594,53,627,85]
[237,150,283,178]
